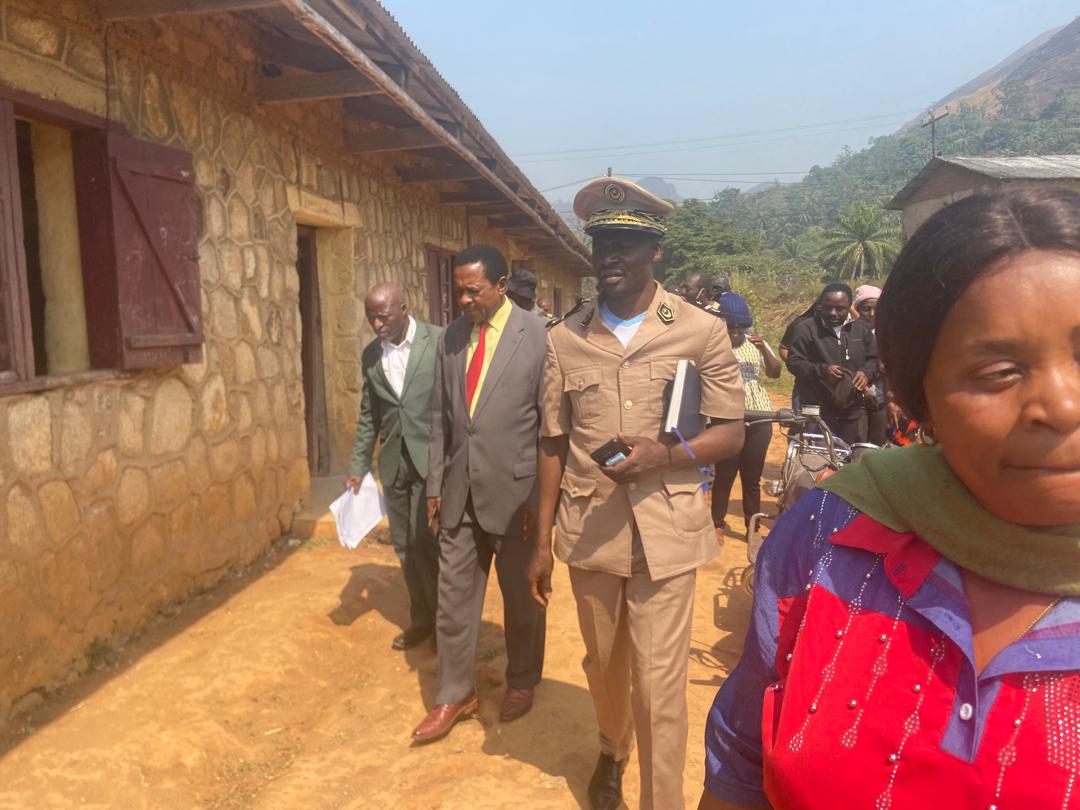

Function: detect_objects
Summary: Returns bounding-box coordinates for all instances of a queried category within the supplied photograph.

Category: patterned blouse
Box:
[704,490,1080,809]
[733,338,774,413]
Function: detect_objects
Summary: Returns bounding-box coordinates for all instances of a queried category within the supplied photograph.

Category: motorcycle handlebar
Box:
[744,409,796,422]
[743,409,844,466]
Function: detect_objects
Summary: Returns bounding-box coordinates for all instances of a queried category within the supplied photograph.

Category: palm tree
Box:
[819,203,901,279]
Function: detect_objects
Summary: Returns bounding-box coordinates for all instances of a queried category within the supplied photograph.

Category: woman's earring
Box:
[916,425,938,447]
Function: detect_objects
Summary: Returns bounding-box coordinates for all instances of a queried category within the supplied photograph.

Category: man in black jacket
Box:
[785,283,877,444]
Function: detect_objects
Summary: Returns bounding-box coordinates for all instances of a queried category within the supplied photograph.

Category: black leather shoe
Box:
[392,626,433,651]
[587,752,626,810]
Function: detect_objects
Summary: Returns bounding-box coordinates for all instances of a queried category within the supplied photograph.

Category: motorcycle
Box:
[739,406,880,592]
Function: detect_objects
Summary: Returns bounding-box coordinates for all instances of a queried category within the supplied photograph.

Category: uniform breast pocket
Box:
[558,470,598,537]
[662,474,710,535]
[649,357,680,416]
[564,365,603,425]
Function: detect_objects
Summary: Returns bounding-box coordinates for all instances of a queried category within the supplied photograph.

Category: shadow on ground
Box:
[0,535,308,758]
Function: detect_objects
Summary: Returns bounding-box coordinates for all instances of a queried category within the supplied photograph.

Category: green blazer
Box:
[348,319,441,482]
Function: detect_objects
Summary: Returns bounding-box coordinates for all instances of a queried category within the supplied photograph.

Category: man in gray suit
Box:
[411,244,547,744]
[346,282,441,651]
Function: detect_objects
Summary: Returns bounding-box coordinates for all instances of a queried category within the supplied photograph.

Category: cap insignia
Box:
[657,302,675,324]
[604,183,626,203]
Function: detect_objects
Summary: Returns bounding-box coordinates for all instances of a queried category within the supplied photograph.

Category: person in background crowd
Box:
[677,271,712,303]
[506,268,549,320]
[711,293,781,540]
[346,283,441,651]
[528,176,744,810]
[412,244,547,745]
[699,186,1080,810]
[784,284,876,444]
[853,284,888,445]
[536,296,552,317]
[710,274,733,301]
[778,298,818,412]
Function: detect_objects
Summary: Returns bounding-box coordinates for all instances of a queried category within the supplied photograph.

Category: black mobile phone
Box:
[591,437,633,467]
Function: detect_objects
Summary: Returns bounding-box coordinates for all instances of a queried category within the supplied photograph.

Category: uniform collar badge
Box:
[657,301,675,324]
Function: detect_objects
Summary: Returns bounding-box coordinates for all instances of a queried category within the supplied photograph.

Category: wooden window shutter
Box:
[73,130,203,370]
[0,99,34,382]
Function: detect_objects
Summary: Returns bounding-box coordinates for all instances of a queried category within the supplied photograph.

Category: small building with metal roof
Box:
[887,155,1080,238]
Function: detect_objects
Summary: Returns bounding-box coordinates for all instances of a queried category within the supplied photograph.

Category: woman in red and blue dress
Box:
[699,187,1080,809]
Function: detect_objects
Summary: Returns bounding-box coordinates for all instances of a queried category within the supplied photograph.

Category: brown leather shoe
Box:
[499,686,534,722]
[410,694,478,745]
[588,752,627,810]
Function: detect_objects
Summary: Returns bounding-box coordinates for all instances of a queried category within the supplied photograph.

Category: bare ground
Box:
[0,434,786,810]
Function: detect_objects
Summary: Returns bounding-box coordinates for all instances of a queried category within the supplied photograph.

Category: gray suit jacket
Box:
[427,302,545,535]
[349,320,441,482]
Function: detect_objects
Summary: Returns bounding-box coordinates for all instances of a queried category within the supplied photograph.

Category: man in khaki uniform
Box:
[527,177,745,810]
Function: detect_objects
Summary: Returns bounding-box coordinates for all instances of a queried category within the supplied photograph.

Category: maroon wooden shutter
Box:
[0,99,33,382]
[73,130,203,369]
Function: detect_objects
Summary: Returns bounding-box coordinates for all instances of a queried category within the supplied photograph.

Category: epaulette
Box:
[681,295,725,318]
[546,298,592,329]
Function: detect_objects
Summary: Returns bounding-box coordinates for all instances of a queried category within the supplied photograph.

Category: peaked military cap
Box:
[572,176,675,237]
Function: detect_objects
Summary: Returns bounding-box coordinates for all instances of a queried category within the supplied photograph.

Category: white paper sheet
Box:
[329,474,386,549]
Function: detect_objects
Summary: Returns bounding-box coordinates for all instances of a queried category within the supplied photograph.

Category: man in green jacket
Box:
[346,283,441,651]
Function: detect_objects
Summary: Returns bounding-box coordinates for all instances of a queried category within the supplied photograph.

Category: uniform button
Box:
[627,482,636,491]
[959,703,973,721]
[621,361,631,368]
[623,399,633,410]
[576,378,585,389]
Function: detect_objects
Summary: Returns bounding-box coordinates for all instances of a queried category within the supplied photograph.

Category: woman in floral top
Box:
[711,293,781,540]
[699,187,1080,809]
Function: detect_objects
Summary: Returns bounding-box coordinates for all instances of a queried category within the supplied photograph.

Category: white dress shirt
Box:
[380,316,415,397]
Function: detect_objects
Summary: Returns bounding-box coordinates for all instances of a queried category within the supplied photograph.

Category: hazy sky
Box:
[381,1,1078,204]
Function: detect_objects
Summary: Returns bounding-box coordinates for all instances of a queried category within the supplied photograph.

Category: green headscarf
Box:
[819,444,1080,596]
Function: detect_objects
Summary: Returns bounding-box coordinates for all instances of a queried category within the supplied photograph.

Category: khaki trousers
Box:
[569,565,696,810]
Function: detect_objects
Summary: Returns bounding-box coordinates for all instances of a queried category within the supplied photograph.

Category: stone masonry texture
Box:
[0,0,583,717]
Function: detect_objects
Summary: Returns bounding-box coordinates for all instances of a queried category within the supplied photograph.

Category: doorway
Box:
[297,226,330,476]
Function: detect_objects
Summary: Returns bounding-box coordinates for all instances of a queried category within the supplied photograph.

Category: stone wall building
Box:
[0,0,590,716]
[887,154,1080,238]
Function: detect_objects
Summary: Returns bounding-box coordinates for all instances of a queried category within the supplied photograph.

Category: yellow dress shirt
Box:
[465,295,512,416]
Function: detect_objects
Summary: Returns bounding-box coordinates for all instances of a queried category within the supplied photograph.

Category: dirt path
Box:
[0,432,787,810]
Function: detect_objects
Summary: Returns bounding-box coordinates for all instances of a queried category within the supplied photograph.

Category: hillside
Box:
[898,20,1070,129]
[1007,18,1080,108]
[705,15,1080,253]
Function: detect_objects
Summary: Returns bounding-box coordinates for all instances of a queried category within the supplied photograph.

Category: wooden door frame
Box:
[297,226,330,476]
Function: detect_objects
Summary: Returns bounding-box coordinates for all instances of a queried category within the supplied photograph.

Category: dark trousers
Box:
[861,402,888,446]
[712,422,773,529]
[384,451,439,631]
[435,499,546,704]
[822,405,863,445]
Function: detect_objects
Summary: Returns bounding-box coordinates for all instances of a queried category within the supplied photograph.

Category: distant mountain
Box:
[707,15,1080,250]
[636,176,682,203]
[899,16,1080,130]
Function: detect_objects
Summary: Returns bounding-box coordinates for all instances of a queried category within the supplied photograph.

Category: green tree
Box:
[658,199,760,281]
[819,203,900,279]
